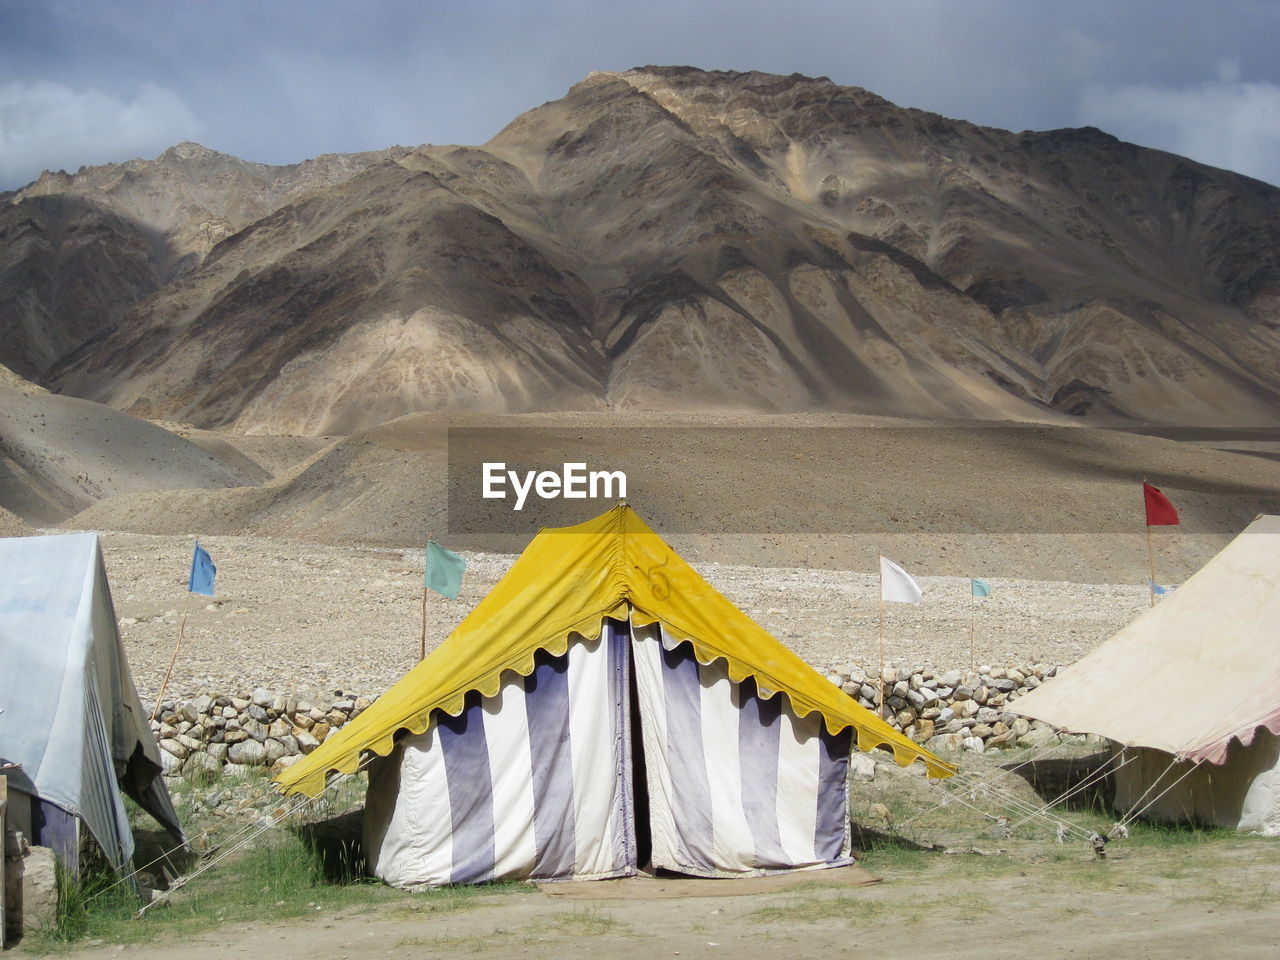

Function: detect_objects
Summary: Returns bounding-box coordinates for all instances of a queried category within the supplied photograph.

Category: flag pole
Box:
[878,554,886,719]
[969,590,976,674]
[421,540,430,662]
[1143,478,1158,608]
[1146,521,1158,608]
[151,590,191,722]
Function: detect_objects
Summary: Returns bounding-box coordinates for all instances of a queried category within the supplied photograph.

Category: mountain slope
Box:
[0,142,417,380]
[0,363,260,525]
[8,68,1279,432]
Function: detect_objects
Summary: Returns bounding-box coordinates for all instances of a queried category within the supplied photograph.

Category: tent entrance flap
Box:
[630,621,853,878]
[626,635,653,870]
[364,621,637,887]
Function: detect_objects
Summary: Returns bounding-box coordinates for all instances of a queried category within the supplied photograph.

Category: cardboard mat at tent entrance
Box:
[278,504,953,797]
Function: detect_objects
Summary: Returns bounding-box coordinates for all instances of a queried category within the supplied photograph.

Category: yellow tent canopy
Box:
[276,504,954,798]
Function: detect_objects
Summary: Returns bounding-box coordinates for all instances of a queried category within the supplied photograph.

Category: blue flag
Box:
[426,541,466,599]
[1150,580,1173,596]
[189,542,216,596]
[971,578,992,598]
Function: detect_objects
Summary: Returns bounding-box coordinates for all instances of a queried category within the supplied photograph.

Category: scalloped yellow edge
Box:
[276,609,956,799]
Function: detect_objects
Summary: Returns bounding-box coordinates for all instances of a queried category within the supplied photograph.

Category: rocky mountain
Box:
[0,142,416,380]
[6,67,1280,433]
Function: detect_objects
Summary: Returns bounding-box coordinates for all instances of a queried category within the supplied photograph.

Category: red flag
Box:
[1143,482,1180,526]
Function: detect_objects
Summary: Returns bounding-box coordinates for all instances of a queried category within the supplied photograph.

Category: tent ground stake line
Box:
[897,741,1106,841]
[916,770,1096,843]
[1009,751,1135,833]
[1111,756,1205,835]
[136,754,378,917]
[909,768,1095,844]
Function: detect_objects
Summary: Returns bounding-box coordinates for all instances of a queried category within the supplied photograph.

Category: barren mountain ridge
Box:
[2,67,1276,434]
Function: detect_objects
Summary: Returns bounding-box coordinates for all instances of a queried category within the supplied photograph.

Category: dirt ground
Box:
[29,876,1280,960]
[13,748,1280,960]
[21,827,1280,959]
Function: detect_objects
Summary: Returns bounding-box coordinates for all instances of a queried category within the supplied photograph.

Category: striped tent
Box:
[277,505,953,887]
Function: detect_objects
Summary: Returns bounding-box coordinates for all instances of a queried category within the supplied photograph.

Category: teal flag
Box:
[426,541,466,599]
[971,578,991,598]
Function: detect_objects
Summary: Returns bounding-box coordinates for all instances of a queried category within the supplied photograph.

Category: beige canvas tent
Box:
[1011,515,1280,834]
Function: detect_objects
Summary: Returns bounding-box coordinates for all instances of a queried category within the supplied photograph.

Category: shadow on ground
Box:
[1003,750,1115,813]
[296,809,366,883]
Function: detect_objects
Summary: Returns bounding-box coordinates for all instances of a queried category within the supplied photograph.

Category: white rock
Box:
[228,739,267,765]
[271,754,303,775]
[182,751,222,784]
[848,753,876,782]
[295,730,321,754]
[262,738,289,765]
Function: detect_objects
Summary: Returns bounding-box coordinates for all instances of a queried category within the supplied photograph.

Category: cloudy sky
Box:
[3,0,1279,190]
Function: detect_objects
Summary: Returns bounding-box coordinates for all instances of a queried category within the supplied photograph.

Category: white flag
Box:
[880,556,922,604]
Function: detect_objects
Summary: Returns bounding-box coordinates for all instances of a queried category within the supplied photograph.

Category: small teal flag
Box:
[1150,580,1172,596]
[426,541,466,599]
[971,578,992,598]
[189,542,216,596]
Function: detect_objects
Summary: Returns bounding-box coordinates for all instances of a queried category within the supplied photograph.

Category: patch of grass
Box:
[527,906,627,937]
[41,859,142,945]
[855,842,936,872]
[386,879,526,918]
[900,894,996,925]
[397,930,513,954]
[1174,881,1273,910]
[24,830,403,953]
[748,893,891,925]
[1123,819,1239,846]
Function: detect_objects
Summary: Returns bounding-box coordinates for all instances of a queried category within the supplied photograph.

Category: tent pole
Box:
[420,584,428,662]
[151,590,191,721]
[878,555,886,719]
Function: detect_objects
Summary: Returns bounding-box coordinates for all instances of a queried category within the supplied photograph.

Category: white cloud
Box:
[0,80,203,188]
[1078,77,1280,186]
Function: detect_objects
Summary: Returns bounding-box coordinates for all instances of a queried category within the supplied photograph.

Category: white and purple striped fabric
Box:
[363,618,851,888]
[631,622,853,877]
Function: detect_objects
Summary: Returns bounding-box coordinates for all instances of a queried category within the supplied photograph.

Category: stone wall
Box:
[149,662,1064,784]
[148,687,372,784]
[823,661,1061,756]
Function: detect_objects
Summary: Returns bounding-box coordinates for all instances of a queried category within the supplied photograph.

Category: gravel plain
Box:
[88,529,1154,705]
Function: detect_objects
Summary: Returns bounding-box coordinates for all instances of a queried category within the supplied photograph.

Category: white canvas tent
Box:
[1011,515,1280,834]
[278,506,953,887]
[0,533,184,872]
